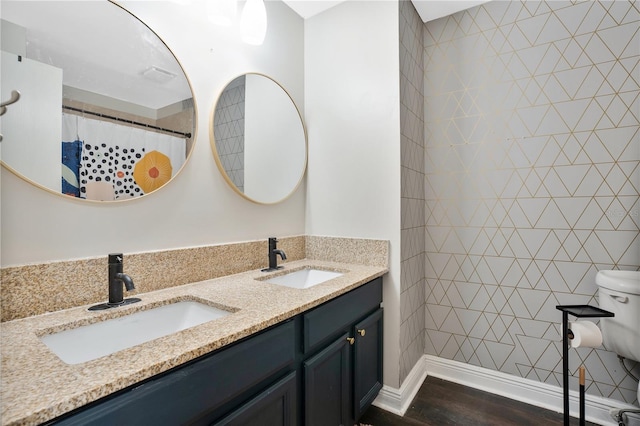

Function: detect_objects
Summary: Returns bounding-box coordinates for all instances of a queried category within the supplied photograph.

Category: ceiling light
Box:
[240,0,267,46]
[207,0,237,27]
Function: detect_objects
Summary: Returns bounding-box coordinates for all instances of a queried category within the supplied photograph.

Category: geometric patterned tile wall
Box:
[213,77,246,191]
[399,0,426,384]
[423,1,640,404]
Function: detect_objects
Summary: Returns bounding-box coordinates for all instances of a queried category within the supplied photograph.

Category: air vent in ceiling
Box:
[142,66,177,84]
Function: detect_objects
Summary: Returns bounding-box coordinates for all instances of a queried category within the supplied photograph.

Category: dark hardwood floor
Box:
[359,376,598,426]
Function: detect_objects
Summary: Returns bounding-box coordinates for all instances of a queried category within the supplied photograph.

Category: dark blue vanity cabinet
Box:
[49,319,298,426]
[48,277,383,426]
[302,277,384,425]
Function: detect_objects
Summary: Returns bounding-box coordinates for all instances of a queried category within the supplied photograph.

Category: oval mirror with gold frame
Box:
[210,73,307,204]
[0,0,196,202]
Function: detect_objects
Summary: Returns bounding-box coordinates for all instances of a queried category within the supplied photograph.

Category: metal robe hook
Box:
[0,90,21,116]
[0,90,21,142]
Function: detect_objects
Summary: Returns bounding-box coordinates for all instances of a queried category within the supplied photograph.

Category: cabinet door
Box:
[353,308,383,420]
[304,333,351,426]
[214,372,297,426]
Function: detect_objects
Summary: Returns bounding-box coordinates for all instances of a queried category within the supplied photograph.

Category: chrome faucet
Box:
[262,237,287,272]
[89,253,140,311]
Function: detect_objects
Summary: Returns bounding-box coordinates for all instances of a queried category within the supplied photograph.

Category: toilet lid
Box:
[596,270,640,294]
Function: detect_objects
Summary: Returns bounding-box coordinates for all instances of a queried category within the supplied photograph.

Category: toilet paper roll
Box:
[569,321,603,348]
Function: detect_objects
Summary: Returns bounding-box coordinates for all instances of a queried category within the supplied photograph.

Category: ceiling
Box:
[282,0,491,22]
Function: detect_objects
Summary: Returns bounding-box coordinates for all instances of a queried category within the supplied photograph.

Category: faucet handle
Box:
[268,237,279,248]
[108,253,123,264]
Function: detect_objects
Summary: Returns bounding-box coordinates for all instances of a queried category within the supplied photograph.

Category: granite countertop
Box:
[0,259,387,426]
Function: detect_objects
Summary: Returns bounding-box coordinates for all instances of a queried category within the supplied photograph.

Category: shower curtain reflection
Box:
[61,113,186,200]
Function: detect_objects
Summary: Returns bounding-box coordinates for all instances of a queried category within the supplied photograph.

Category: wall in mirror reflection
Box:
[212,74,306,204]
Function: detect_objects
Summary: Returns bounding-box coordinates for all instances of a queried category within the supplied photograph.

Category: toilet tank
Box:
[596,270,640,362]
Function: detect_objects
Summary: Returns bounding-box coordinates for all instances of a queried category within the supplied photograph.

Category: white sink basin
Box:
[39,301,231,364]
[264,268,343,289]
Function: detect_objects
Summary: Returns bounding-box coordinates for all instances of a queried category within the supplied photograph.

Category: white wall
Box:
[244,74,306,203]
[304,1,402,388]
[0,1,305,266]
[1,53,62,192]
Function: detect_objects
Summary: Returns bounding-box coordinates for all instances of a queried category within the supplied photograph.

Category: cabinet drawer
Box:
[52,320,296,425]
[303,277,382,354]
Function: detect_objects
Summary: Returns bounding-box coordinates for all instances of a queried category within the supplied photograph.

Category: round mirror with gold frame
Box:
[210,73,307,204]
[0,0,196,202]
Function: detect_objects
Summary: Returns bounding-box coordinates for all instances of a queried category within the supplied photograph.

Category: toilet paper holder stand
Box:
[556,305,614,426]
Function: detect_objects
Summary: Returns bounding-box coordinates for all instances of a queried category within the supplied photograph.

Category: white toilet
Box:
[596,270,640,409]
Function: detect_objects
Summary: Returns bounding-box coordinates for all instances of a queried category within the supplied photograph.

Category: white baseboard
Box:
[372,356,427,416]
[372,355,639,426]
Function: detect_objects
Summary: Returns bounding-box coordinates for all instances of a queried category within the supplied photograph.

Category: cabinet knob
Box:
[346,337,355,345]
[357,329,366,337]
